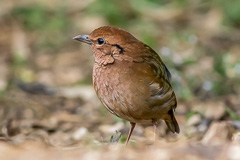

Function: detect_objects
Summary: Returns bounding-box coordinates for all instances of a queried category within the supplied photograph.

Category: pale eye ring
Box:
[97,38,105,45]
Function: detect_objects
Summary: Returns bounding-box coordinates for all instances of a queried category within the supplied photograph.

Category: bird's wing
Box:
[163,63,172,81]
[142,48,172,82]
[140,48,177,112]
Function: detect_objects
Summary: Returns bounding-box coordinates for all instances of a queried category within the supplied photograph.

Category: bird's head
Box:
[73,26,146,64]
[73,26,153,65]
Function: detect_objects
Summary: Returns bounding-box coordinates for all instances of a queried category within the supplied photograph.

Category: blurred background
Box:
[0,0,240,159]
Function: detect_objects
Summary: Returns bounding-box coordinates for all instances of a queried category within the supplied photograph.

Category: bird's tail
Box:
[165,109,180,133]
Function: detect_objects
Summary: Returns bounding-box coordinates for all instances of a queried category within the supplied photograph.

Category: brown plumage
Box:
[73,26,179,145]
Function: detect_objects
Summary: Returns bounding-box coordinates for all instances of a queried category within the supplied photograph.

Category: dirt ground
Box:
[0,85,239,160]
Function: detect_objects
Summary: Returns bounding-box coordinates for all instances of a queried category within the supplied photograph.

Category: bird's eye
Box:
[97,38,105,45]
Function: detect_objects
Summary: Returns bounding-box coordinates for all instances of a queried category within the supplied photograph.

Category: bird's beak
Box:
[73,35,92,45]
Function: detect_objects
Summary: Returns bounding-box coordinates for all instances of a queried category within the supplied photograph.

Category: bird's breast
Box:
[93,63,132,118]
[92,60,175,124]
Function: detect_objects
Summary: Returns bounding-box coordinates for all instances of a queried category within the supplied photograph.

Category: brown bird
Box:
[73,26,179,145]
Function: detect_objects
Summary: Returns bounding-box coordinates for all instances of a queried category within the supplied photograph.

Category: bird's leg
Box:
[125,122,136,146]
[152,120,159,143]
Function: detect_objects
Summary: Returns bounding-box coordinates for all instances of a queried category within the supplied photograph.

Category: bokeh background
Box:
[0,0,240,159]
